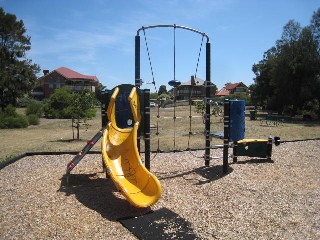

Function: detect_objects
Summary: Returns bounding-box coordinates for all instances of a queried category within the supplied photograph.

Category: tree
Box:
[43,88,73,118]
[69,90,96,140]
[43,88,97,139]
[158,85,167,95]
[94,82,105,103]
[150,92,158,100]
[252,14,320,117]
[310,8,320,52]
[252,47,277,108]
[0,8,40,110]
[277,20,301,46]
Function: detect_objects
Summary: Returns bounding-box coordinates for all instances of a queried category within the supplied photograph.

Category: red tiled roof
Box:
[55,67,99,82]
[215,88,230,96]
[225,82,241,90]
[216,82,248,96]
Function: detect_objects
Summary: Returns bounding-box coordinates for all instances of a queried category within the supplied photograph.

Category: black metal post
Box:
[135,35,141,152]
[267,136,273,161]
[101,90,109,127]
[204,42,211,166]
[135,35,141,87]
[223,99,230,173]
[101,90,109,173]
[144,89,151,170]
[233,141,238,163]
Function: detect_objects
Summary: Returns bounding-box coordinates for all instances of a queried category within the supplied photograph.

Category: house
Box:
[215,82,248,97]
[172,76,217,100]
[31,67,99,99]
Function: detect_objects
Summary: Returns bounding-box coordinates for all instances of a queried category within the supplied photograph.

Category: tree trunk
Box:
[72,118,75,140]
[76,119,80,140]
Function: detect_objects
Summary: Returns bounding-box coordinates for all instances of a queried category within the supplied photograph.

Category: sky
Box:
[1,0,319,91]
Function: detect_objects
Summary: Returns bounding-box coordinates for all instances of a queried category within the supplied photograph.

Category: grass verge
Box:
[1,106,319,166]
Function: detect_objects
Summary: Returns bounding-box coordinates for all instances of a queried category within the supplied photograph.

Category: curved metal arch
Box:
[136,24,210,43]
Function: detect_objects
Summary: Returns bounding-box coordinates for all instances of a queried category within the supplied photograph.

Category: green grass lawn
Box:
[0,106,319,165]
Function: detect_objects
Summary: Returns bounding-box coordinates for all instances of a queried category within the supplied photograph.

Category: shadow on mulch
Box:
[58,173,151,221]
[50,139,87,143]
[156,164,233,185]
[119,207,198,240]
[59,173,199,239]
[231,158,274,165]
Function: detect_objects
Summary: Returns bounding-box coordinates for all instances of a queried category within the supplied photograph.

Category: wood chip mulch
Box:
[1,140,319,239]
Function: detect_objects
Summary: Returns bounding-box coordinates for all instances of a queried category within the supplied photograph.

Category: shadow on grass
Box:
[58,173,151,221]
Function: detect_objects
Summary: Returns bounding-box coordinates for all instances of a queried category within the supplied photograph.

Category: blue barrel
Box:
[229,100,245,141]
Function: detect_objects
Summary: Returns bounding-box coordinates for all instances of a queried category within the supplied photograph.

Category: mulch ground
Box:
[1,140,319,239]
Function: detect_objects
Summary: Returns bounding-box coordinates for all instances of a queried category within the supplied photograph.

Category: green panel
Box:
[237,141,269,158]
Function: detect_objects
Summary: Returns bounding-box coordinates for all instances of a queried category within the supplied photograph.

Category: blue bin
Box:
[229,100,245,141]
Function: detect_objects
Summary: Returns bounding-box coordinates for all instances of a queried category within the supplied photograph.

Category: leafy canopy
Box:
[0,8,40,110]
[251,8,320,117]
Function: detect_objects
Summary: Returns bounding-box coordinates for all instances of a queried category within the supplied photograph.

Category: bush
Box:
[26,101,43,117]
[0,115,29,128]
[17,97,32,107]
[27,114,40,125]
[1,104,17,117]
[43,88,73,118]
[301,99,319,120]
[0,105,33,129]
[221,93,252,105]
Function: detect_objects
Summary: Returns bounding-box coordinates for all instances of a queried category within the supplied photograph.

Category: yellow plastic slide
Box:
[101,86,162,208]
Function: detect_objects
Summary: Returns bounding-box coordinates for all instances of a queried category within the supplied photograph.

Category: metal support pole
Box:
[144,89,151,170]
[101,90,109,173]
[233,141,238,163]
[223,99,230,173]
[101,91,109,127]
[135,35,141,87]
[135,35,141,152]
[267,136,273,161]
[204,42,211,166]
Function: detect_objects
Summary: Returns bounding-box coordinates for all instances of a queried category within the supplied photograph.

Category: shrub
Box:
[26,101,43,117]
[27,114,40,125]
[0,105,32,129]
[0,115,29,128]
[17,97,32,107]
[302,99,319,120]
[1,104,17,117]
[43,88,72,118]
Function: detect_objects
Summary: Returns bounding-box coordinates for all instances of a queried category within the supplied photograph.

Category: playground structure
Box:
[101,86,161,208]
[66,24,281,208]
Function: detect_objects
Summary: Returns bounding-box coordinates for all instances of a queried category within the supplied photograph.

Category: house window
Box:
[235,87,246,93]
[49,79,54,89]
[56,79,61,88]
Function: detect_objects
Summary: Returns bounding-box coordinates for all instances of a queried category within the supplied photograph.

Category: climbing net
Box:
[136,25,221,157]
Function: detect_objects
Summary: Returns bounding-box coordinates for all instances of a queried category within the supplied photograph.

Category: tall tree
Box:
[158,85,167,95]
[310,8,320,52]
[252,15,320,116]
[252,47,277,108]
[0,8,39,110]
[277,19,301,46]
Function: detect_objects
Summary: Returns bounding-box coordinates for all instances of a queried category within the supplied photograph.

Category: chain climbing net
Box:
[136,25,222,161]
